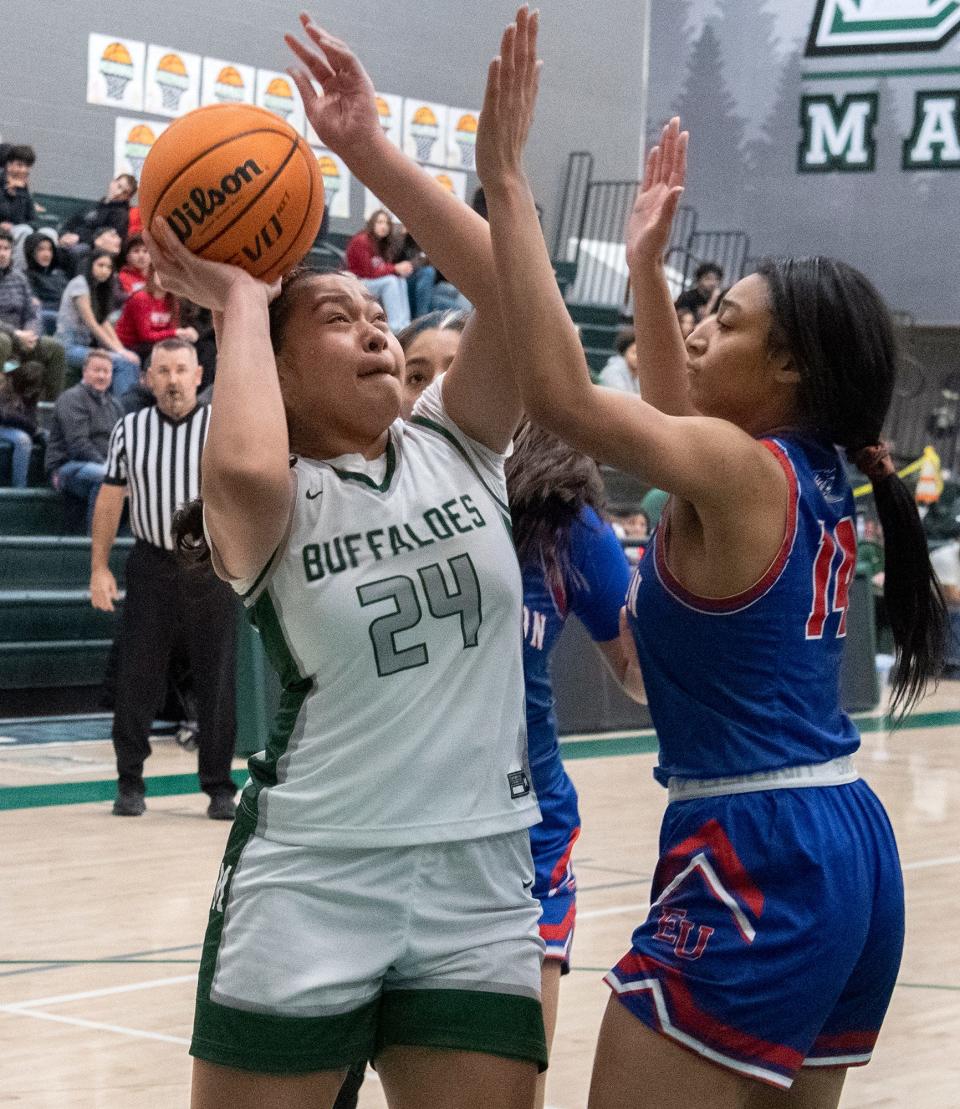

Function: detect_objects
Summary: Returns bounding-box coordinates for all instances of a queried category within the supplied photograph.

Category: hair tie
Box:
[852,441,895,483]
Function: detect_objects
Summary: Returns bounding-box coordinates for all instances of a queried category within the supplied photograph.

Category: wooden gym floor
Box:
[2,686,959,1108]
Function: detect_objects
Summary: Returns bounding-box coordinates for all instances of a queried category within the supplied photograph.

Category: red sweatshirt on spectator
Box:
[118,266,148,296]
[116,290,180,348]
[345,231,398,279]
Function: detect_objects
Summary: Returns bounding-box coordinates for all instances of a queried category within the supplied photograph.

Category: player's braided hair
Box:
[505,420,607,603]
[758,256,946,718]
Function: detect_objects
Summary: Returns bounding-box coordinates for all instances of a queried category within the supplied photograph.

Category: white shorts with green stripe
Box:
[191,805,547,1074]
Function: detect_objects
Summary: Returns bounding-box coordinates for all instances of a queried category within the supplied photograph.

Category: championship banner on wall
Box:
[445,108,480,171]
[87,34,145,110]
[113,116,168,179]
[200,57,255,107]
[310,147,351,220]
[144,45,201,118]
[255,69,306,135]
[403,99,447,164]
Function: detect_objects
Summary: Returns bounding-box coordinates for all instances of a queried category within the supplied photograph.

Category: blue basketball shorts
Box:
[605,778,904,1090]
[529,764,581,971]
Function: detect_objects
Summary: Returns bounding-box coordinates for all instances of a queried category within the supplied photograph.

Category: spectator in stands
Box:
[117,234,151,296]
[178,300,217,390]
[89,225,123,261]
[58,174,137,252]
[598,327,639,395]
[396,309,469,416]
[45,349,122,531]
[115,265,198,365]
[55,249,139,396]
[676,305,696,339]
[390,225,435,319]
[0,145,38,238]
[929,540,960,676]
[674,261,723,321]
[639,485,669,531]
[118,361,154,416]
[23,231,69,335]
[345,208,412,329]
[0,228,66,400]
[0,361,43,487]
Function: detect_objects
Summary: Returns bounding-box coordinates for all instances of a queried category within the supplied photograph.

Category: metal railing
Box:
[566,179,638,306]
[552,152,594,264]
[552,151,749,307]
[684,231,751,288]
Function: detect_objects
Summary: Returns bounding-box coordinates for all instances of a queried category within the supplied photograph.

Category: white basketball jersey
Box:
[230,379,538,847]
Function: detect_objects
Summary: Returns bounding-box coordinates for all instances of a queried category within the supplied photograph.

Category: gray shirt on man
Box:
[45,381,123,473]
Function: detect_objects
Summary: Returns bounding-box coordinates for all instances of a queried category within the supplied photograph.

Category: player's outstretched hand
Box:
[475,6,542,190]
[285,12,380,161]
[625,117,688,270]
[144,218,278,312]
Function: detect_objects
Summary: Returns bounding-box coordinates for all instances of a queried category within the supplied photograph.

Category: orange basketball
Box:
[139,103,324,284]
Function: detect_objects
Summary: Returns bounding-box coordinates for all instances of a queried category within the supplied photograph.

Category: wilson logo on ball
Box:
[139,102,324,283]
[166,160,265,244]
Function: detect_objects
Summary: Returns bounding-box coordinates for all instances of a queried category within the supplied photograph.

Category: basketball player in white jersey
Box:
[146,13,547,1109]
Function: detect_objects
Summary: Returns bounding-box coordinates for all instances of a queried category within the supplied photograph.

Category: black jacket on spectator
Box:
[23,232,69,310]
[0,183,36,227]
[61,197,131,244]
[45,381,122,473]
[0,378,38,435]
[674,287,711,316]
[0,264,42,335]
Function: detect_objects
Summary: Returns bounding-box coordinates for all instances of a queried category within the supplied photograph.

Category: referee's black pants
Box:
[112,540,237,798]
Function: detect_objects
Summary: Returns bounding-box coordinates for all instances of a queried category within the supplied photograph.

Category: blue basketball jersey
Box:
[522,506,632,778]
[626,435,861,785]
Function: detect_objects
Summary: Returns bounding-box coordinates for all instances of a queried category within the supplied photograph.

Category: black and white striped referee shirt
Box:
[103,404,211,550]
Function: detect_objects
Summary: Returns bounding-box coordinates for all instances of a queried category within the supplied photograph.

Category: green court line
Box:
[898,982,960,993]
[0,769,248,812]
[855,708,960,733]
[2,709,959,812]
[0,958,199,966]
[0,943,202,980]
[561,733,659,760]
[802,66,960,80]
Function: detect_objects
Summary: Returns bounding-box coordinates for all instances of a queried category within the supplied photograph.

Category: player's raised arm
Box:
[476,8,778,514]
[626,118,697,417]
[286,12,521,451]
[144,220,291,583]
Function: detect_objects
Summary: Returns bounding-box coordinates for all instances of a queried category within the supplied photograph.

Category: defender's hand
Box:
[476,7,542,190]
[625,117,688,270]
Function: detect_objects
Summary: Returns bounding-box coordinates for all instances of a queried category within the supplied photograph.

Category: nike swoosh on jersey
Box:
[306,488,322,500]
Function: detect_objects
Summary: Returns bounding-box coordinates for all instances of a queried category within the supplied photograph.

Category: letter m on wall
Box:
[799,94,879,172]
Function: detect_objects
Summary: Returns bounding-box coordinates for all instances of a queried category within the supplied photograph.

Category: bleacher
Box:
[0,490,132,714]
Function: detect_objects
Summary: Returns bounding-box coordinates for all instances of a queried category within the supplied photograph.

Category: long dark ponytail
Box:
[758,256,946,718]
[505,421,607,599]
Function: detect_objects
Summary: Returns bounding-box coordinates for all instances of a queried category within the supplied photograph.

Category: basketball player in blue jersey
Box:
[395,316,639,1109]
[505,420,638,1109]
[477,11,945,1107]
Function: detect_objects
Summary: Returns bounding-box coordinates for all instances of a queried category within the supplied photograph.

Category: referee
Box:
[90,337,238,819]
